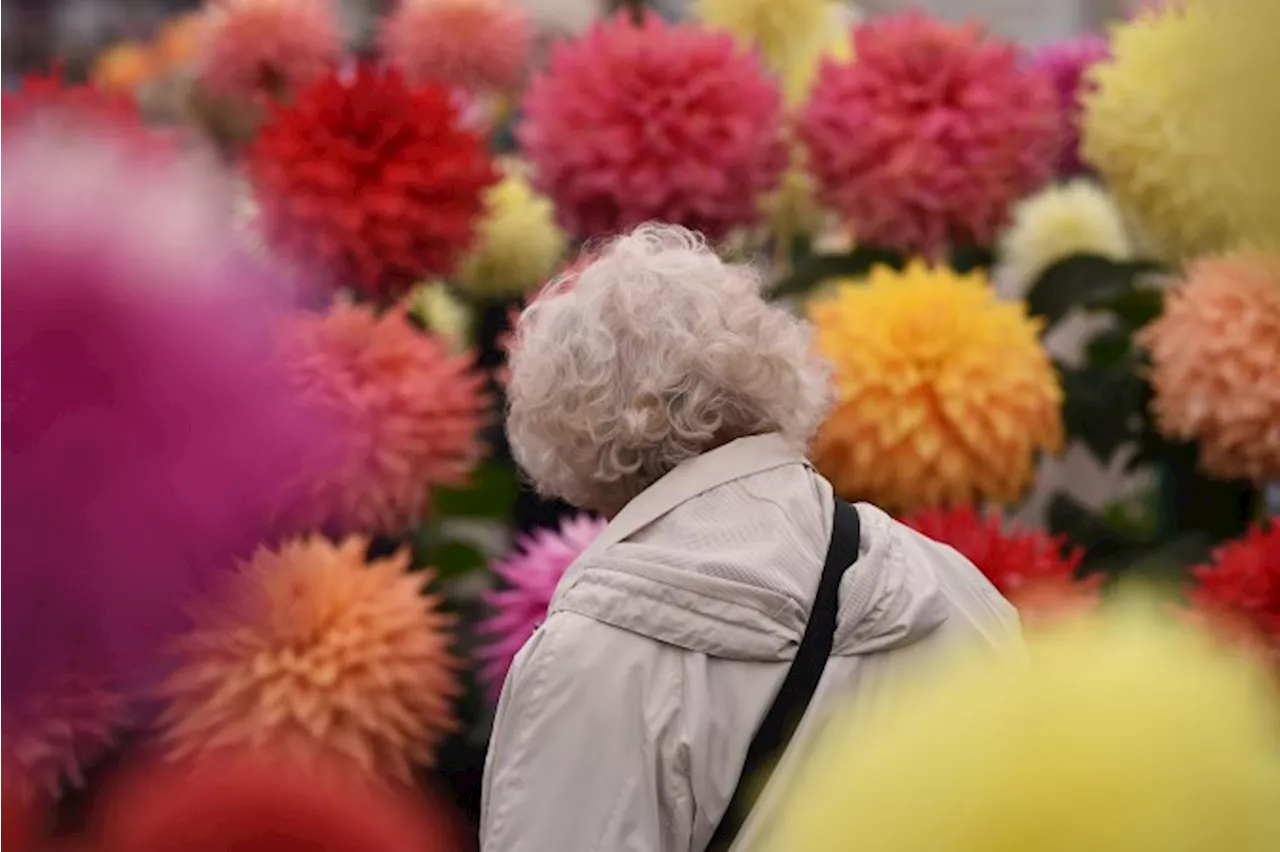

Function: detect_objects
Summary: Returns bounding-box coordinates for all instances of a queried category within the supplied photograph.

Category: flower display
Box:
[902,505,1098,624]
[1187,519,1280,668]
[518,11,787,240]
[248,66,496,298]
[808,262,1063,513]
[475,514,606,697]
[1139,252,1280,482]
[407,281,472,353]
[95,752,470,852]
[2,132,326,800]
[379,0,534,94]
[194,0,343,102]
[765,605,1280,852]
[159,537,462,781]
[995,179,1135,296]
[457,162,567,298]
[1028,35,1110,176]
[799,13,1061,256]
[1080,4,1239,255]
[276,302,488,535]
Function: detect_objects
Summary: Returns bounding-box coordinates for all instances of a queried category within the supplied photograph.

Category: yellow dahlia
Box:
[1139,252,1280,482]
[695,0,837,76]
[406,281,472,354]
[457,161,566,299]
[765,604,1280,852]
[996,179,1135,297]
[159,537,462,782]
[777,7,855,107]
[809,262,1063,513]
[1082,0,1280,257]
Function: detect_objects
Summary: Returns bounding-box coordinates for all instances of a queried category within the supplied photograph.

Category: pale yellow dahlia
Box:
[996,179,1135,297]
[1139,252,1280,482]
[406,280,472,354]
[809,262,1063,513]
[1082,0,1280,257]
[457,161,566,299]
[695,0,838,76]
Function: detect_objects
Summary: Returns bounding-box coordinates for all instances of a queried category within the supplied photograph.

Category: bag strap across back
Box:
[706,498,862,852]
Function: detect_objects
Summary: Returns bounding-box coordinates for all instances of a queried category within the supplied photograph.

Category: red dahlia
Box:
[247,66,497,299]
[2,69,164,148]
[903,504,1099,624]
[1187,519,1280,668]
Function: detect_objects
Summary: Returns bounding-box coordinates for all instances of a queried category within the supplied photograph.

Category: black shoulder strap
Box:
[706,498,861,852]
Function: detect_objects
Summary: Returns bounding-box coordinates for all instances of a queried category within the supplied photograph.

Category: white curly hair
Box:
[505,224,834,515]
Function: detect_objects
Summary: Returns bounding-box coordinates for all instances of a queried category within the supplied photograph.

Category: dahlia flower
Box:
[518,11,788,240]
[777,10,855,107]
[766,605,1280,852]
[1028,35,1110,176]
[276,302,488,535]
[379,0,534,94]
[995,179,1135,297]
[1080,4,1249,255]
[902,505,1098,624]
[2,131,325,799]
[475,514,606,697]
[799,13,1061,256]
[249,66,496,298]
[195,0,343,102]
[96,752,470,852]
[809,262,1063,513]
[1138,252,1280,482]
[1187,519,1279,669]
[457,162,567,298]
[160,537,463,781]
[694,0,836,74]
[90,42,158,93]
[407,281,472,353]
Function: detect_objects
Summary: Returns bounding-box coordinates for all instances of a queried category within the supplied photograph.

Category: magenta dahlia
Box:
[475,514,606,697]
[1028,35,1110,176]
[518,11,787,240]
[798,13,1061,256]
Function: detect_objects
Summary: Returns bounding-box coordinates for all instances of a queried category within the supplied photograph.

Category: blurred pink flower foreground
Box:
[476,514,606,697]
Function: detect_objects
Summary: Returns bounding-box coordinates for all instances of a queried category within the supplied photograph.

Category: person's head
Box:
[505,223,833,516]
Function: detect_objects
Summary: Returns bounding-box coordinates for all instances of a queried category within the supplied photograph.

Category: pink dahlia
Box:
[518,11,788,240]
[475,514,606,697]
[2,130,327,799]
[799,13,1062,256]
[196,0,344,103]
[1028,35,1110,176]
[276,303,489,536]
[379,0,534,94]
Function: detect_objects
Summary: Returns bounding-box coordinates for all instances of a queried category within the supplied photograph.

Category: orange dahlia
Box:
[1139,252,1280,482]
[276,303,488,535]
[159,537,463,782]
[809,261,1063,513]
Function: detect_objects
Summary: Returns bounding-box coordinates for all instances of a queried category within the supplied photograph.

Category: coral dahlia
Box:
[1028,35,1110,177]
[902,505,1098,624]
[195,0,343,102]
[159,537,463,781]
[379,0,534,94]
[475,514,606,697]
[799,13,1061,256]
[518,11,787,240]
[1187,519,1280,670]
[1138,252,1280,483]
[808,261,1063,513]
[249,66,496,298]
[275,302,488,535]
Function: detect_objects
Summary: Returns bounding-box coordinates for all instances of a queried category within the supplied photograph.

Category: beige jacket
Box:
[481,434,1023,852]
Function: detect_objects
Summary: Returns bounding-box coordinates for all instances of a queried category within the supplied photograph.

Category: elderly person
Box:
[482,224,1023,852]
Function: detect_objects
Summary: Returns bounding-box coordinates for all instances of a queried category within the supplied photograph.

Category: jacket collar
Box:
[578,433,810,560]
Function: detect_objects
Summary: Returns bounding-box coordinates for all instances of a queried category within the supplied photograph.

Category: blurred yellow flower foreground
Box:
[808,262,1063,513]
[766,603,1280,852]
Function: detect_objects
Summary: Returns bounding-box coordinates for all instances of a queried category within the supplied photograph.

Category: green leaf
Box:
[770,246,905,299]
[433,460,520,521]
[1059,361,1146,464]
[428,538,490,583]
[1025,255,1161,327]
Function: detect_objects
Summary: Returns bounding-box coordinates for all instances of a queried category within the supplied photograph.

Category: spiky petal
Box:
[1187,519,1280,669]
[379,0,534,94]
[195,0,343,102]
